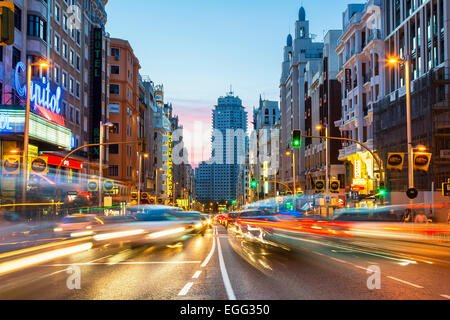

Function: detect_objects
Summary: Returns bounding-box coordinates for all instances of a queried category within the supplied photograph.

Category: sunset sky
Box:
[106,0,350,166]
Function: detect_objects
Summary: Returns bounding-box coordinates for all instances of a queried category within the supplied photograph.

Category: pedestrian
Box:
[403,208,411,222]
[414,211,427,224]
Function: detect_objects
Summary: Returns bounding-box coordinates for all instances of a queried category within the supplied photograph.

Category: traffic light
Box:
[0,2,14,46]
[377,183,387,205]
[292,130,302,149]
[377,183,386,197]
[251,179,258,189]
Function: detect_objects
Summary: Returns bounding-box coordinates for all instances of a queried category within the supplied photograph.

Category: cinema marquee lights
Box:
[14,62,62,115]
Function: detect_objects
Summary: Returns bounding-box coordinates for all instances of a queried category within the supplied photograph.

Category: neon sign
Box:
[0,114,13,132]
[14,62,62,115]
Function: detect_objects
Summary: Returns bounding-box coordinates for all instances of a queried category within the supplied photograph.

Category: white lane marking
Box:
[40,261,201,267]
[216,234,236,300]
[192,271,202,279]
[201,229,216,268]
[387,276,424,289]
[178,282,194,296]
[354,265,371,272]
[329,257,348,264]
[440,294,450,299]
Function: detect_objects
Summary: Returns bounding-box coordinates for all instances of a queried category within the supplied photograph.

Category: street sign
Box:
[103,180,114,192]
[88,180,98,192]
[315,180,325,193]
[30,157,47,174]
[330,180,340,193]
[443,183,450,197]
[2,155,20,175]
[406,188,418,200]
[387,153,404,171]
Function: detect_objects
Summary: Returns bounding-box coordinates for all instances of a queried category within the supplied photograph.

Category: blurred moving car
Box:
[53,214,104,236]
[331,206,406,222]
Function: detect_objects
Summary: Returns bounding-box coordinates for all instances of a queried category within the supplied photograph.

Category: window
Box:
[76,54,81,71]
[54,3,61,24]
[111,48,120,59]
[108,165,119,177]
[69,106,74,122]
[75,109,80,125]
[69,49,74,66]
[62,71,67,88]
[54,65,60,83]
[111,65,120,74]
[109,144,119,154]
[12,47,21,68]
[14,5,22,31]
[54,34,60,52]
[63,14,68,32]
[110,123,120,134]
[75,82,80,98]
[27,15,47,42]
[69,77,74,94]
[62,42,68,59]
[110,84,120,95]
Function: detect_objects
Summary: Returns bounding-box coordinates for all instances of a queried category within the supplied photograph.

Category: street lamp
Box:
[316,124,330,217]
[138,153,149,206]
[388,56,413,195]
[286,151,296,196]
[22,60,50,206]
[99,121,114,208]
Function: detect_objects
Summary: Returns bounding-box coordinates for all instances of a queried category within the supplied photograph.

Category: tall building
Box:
[105,38,141,200]
[196,91,247,203]
[279,6,324,192]
[335,0,385,196]
[0,0,109,207]
[304,29,345,193]
[374,0,450,219]
[152,85,172,202]
[250,96,280,200]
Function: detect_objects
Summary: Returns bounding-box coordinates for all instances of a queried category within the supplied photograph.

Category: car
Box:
[331,206,406,222]
[53,214,104,236]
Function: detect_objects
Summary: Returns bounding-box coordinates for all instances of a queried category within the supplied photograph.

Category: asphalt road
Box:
[0,225,449,300]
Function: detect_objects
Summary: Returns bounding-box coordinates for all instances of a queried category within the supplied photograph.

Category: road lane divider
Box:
[386,276,424,289]
[192,271,202,279]
[216,233,236,300]
[178,282,194,296]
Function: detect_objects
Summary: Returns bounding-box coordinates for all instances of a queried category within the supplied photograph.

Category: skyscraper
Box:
[196,90,247,203]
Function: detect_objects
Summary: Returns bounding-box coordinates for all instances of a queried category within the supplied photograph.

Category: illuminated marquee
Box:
[14,62,63,115]
[167,135,173,198]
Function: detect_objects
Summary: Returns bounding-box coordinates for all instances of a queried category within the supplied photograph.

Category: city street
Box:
[0,225,449,300]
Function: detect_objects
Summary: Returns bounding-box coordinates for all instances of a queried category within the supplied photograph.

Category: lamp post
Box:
[316,124,329,217]
[388,56,414,210]
[286,151,296,196]
[98,121,114,208]
[22,60,49,206]
[138,153,149,206]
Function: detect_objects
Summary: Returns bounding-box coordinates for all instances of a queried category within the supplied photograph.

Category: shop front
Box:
[0,105,72,207]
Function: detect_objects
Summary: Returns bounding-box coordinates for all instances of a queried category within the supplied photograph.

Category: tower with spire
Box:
[279,5,324,191]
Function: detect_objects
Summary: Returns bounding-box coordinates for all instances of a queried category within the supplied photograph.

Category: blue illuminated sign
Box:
[0,114,13,132]
[14,62,62,115]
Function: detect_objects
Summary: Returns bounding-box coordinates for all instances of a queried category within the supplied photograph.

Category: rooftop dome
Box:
[299,6,306,21]
[287,34,293,47]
